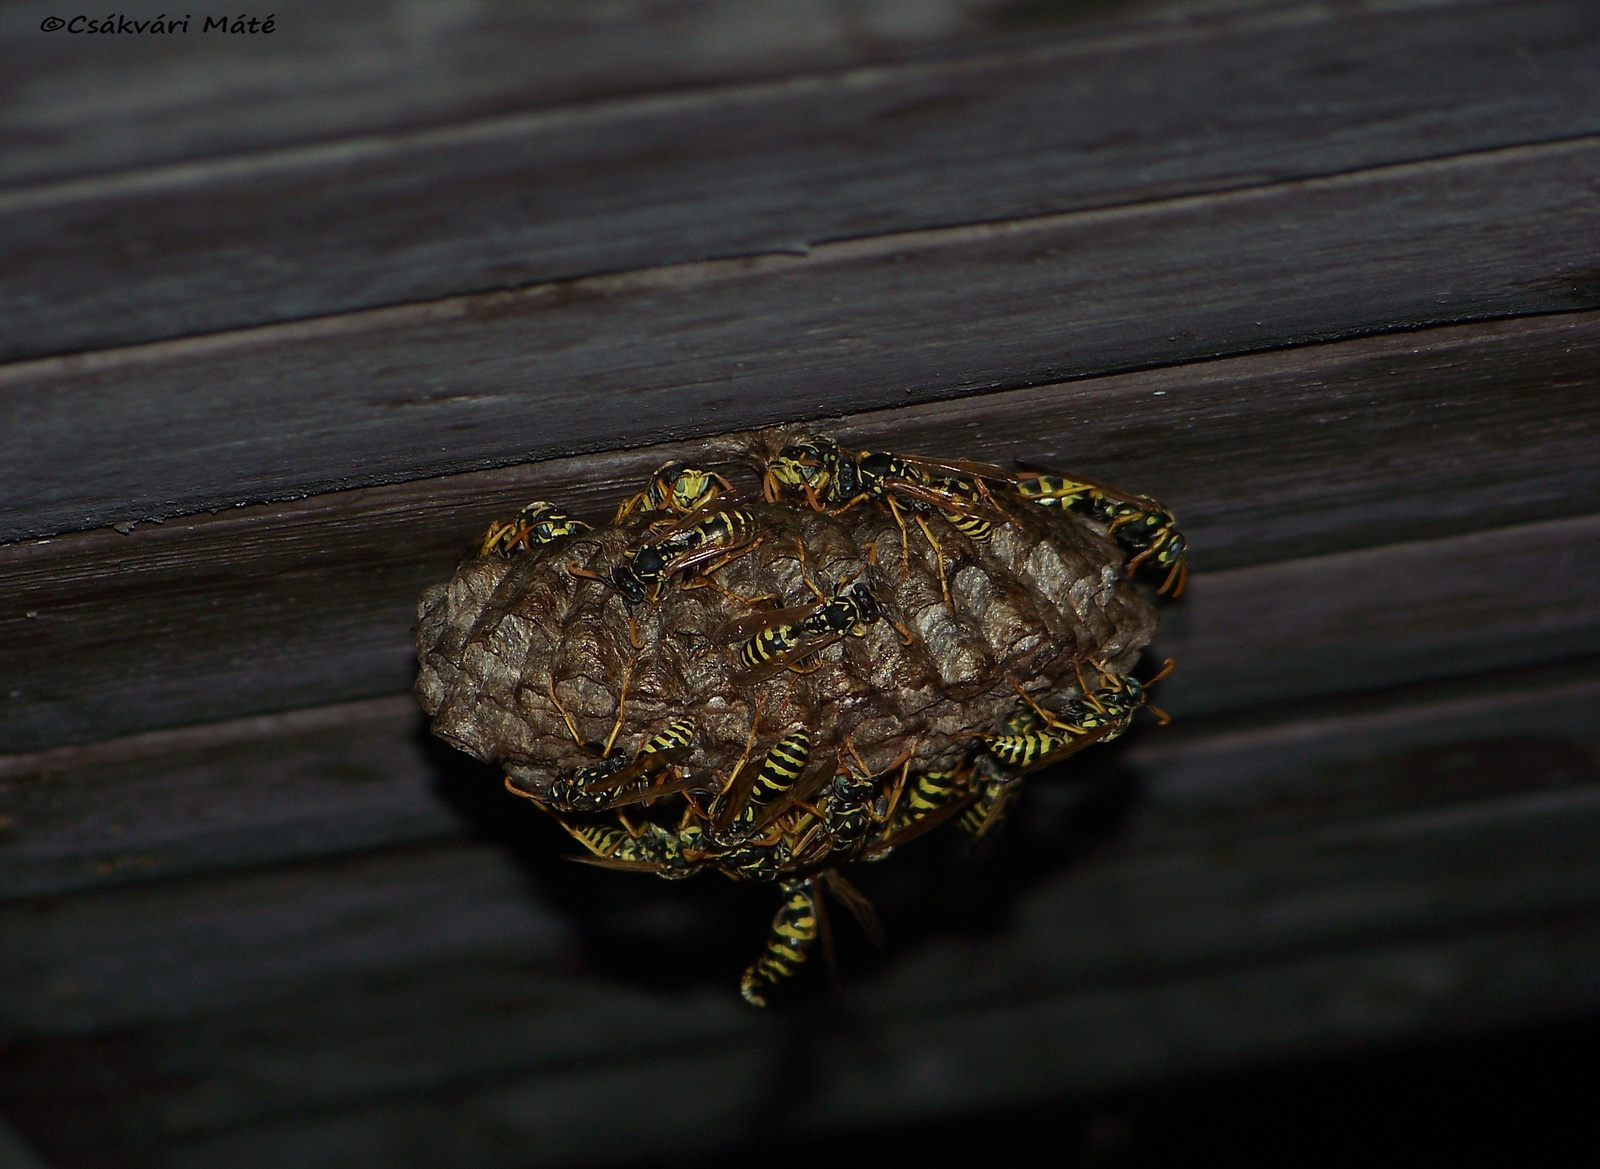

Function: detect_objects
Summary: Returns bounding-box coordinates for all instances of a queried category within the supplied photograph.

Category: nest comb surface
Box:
[416,463,1158,800]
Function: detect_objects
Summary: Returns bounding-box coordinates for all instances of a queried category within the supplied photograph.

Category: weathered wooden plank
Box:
[0,0,1114,185]
[0,697,457,899]
[796,917,1600,1133]
[1,473,1594,753]
[4,655,1594,1037]
[3,651,1595,905]
[17,922,1600,1166]
[1146,513,1600,716]
[0,844,572,1034]
[1,660,1593,1157]
[20,925,1598,1168]
[2,309,1596,751]
[4,1,1591,360]
[6,859,1599,1161]
[4,135,1598,542]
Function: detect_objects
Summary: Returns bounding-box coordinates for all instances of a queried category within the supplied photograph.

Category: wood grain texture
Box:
[2,629,1594,902]
[0,843,572,1034]
[0,697,453,899]
[2,0,1142,185]
[11,921,1598,1167]
[5,135,1598,543]
[5,1,1591,359]
[798,919,1600,1131]
[2,313,1596,751]
[2,661,1595,1161]
[1147,513,1600,715]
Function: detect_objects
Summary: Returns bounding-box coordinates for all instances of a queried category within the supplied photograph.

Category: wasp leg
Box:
[885,495,913,578]
[546,675,585,747]
[880,754,914,825]
[1072,657,1110,715]
[1161,558,1188,597]
[794,537,830,604]
[1008,675,1064,727]
[601,658,635,757]
[741,877,820,1007]
[914,514,954,611]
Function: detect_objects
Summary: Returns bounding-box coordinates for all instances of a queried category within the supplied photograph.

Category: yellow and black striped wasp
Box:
[708,727,813,846]
[613,462,734,524]
[722,579,883,684]
[987,657,1175,775]
[479,502,592,558]
[557,812,708,879]
[1012,468,1188,596]
[764,437,1011,603]
[766,438,1010,535]
[539,718,699,813]
[740,868,881,1007]
[574,506,760,608]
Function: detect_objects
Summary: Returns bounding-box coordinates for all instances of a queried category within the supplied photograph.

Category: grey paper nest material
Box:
[416,476,1155,793]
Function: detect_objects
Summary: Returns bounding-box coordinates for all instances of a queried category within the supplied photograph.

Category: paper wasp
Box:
[766,438,1009,533]
[541,718,698,813]
[988,658,1175,774]
[889,766,970,835]
[1013,470,1187,596]
[710,727,812,844]
[955,750,1021,839]
[740,868,882,1007]
[613,462,734,523]
[583,507,760,607]
[764,437,1011,603]
[558,814,706,879]
[479,502,592,558]
[723,580,882,684]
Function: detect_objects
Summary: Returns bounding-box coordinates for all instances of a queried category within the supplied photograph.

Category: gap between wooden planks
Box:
[3,134,1599,541]
[1,312,1596,752]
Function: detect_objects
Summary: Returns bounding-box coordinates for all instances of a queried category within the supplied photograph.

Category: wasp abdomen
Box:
[740,879,819,1007]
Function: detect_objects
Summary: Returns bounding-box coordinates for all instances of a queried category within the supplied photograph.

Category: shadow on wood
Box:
[421,710,1145,1006]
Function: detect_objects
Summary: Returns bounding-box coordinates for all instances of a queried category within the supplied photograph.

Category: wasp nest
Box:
[416,432,1182,1004]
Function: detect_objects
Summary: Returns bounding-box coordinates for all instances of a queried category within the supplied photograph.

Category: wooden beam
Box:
[5,134,1599,542]
[2,660,1595,1158]
[4,2,1592,358]
[2,643,1594,904]
[3,0,1127,185]
[11,921,1597,1165]
[2,313,1596,751]
[0,696,453,900]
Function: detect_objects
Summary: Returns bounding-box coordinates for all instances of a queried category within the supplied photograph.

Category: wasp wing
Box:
[720,601,822,642]
[730,630,845,686]
[819,869,884,946]
[863,790,980,858]
[579,745,694,793]
[564,854,675,873]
